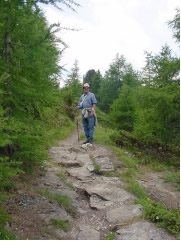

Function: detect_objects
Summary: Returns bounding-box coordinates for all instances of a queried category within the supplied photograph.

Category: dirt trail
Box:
[6,131,178,240]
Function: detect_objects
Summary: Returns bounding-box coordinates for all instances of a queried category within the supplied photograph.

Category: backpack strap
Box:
[81,94,88,105]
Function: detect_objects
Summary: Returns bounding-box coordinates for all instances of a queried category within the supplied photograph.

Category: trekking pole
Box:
[76,116,80,142]
[74,107,80,142]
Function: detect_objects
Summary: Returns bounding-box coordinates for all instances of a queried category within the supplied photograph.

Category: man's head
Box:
[83,83,90,94]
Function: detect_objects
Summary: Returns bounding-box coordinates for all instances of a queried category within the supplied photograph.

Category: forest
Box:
[83,9,179,164]
[0,0,180,239]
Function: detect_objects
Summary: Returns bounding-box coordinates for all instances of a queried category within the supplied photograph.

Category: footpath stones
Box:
[78,228,100,240]
[40,204,72,224]
[106,204,142,223]
[138,172,180,210]
[94,155,114,173]
[115,221,175,240]
[8,131,177,240]
[66,167,93,180]
[89,194,112,210]
[85,182,135,203]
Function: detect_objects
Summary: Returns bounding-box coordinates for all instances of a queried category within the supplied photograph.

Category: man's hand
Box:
[90,110,94,118]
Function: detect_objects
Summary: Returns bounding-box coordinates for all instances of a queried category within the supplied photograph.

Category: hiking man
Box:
[78,83,97,146]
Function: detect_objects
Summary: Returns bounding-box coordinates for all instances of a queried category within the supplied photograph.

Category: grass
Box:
[37,189,71,209]
[56,171,76,191]
[90,155,101,174]
[103,172,116,177]
[161,172,180,191]
[0,207,16,240]
[106,231,116,240]
[41,226,49,235]
[94,125,115,146]
[37,188,77,216]
[57,171,67,181]
[126,180,180,234]
[50,219,69,232]
[95,163,101,173]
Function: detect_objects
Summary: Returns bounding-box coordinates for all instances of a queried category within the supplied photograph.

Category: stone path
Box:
[7,131,178,240]
[41,131,175,240]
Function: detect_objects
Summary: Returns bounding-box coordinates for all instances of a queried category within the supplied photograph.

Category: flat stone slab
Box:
[40,172,63,186]
[78,228,100,240]
[106,204,142,223]
[95,156,114,173]
[90,194,113,210]
[40,204,72,223]
[68,147,86,153]
[58,159,82,167]
[138,172,180,209]
[85,182,135,203]
[115,221,175,240]
[67,167,93,180]
[76,154,92,164]
[86,164,95,172]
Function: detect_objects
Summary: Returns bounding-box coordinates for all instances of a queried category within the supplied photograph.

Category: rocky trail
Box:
[6,130,179,240]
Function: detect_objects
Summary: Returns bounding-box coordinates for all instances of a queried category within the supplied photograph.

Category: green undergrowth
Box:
[90,155,101,174]
[0,207,16,240]
[103,172,116,177]
[57,171,76,191]
[38,189,71,209]
[161,172,180,191]
[37,188,77,216]
[0,117,75,239]
[50,219,69,232]
[127,180,180,235]
[106,231,116,240]
[94,124,176,173]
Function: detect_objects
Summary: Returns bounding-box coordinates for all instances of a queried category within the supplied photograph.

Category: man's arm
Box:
[75,95,82,109]
[92,104,96,111]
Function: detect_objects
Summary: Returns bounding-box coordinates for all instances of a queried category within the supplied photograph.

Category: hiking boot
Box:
[83,140,89,144]
[86,143,93,147]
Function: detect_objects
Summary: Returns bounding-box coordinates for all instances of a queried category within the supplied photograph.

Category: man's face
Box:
[83,87,89,94]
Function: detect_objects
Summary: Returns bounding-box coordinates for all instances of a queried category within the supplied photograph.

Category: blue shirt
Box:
[79,92,97,108]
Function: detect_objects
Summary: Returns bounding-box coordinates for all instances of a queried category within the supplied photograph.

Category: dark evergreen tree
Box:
[97,54,139,112]
[91,70,102,96]
[168,8,180,43]
[83,69,96,86]
[142,45,180,87]
[65,59,82,103]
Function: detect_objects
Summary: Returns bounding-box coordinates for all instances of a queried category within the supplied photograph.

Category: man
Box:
[78,83,97,146]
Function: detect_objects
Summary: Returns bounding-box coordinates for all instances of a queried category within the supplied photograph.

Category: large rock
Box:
[67,167,93,180]
[58,159,82,167]
[85,182,135,203]
[86,164,95,172]
[40,204,72,223]
[94,156,114,173]
[78,228,100,240]
[66,154,96,180]
[90,194,113,210]
[138,172,180,209]
[76,154,92,165]
[115,221,175,240]
[40,172,63,187]
[106,204,142,223]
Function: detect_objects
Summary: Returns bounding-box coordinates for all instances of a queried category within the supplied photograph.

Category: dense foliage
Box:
[0,1,80,238]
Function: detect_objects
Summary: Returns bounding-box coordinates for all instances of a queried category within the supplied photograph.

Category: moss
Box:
[50,219,69,232]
